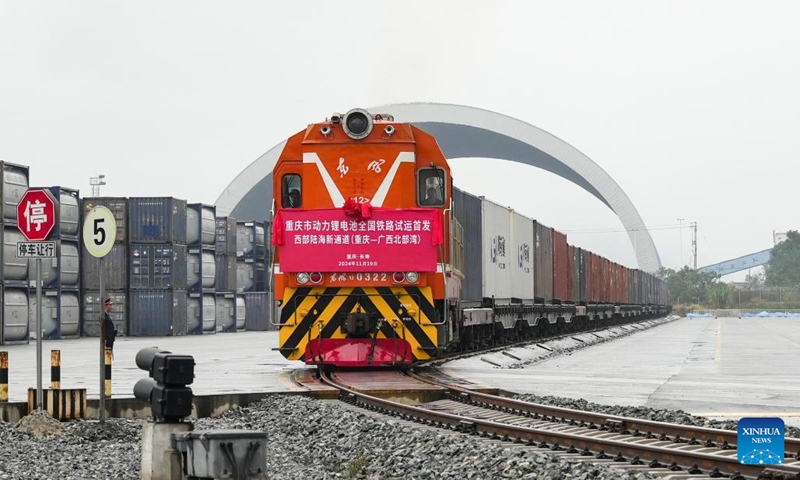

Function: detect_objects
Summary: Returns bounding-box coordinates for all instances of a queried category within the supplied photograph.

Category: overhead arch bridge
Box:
[215,102,662,272]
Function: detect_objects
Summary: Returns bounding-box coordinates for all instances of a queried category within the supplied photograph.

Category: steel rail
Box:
[410,369,800,459]
[321,372,800,479]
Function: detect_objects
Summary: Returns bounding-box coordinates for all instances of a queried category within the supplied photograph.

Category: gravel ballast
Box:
[0,396,660,480]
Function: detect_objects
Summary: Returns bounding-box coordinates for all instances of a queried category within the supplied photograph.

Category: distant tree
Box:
[666,266,719,304]
[655,267,674,281]
[765,230,800,287]
[744,270,765,290]
[708,283,732,308]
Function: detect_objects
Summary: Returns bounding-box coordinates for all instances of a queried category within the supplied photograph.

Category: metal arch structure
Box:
[215,102,662,272]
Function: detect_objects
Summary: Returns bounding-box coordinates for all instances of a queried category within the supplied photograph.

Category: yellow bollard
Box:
[0,351,8,402]
[51,350,61,389]
[104,348,112,398]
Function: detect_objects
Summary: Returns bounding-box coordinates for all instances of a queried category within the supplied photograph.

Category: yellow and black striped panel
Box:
[278,286,440,362]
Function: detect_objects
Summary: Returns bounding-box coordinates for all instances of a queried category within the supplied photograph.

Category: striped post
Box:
[51,350,61,389]
[104,348,112,398]
[0,351,8,402]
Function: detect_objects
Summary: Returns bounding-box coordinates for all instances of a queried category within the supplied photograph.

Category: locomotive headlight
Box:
[342,108,373,140]
[405,272,419,283]
[296,272,310,284]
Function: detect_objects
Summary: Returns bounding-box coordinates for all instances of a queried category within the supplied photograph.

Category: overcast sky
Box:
[1,1,797,279]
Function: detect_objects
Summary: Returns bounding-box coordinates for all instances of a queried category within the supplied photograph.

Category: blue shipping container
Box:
[215,217,237,255]
[129,289,187,336]
[129,197,187,243]
[130,243,188,289]
[244,292,271,331]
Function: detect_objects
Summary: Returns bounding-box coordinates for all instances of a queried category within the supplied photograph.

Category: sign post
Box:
[83,206,116,423]
[16,189,57,411]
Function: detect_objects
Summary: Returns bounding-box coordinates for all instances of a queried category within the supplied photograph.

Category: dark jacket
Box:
[103,312,117,350]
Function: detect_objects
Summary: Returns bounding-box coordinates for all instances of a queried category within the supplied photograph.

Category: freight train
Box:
[270,108,670,368]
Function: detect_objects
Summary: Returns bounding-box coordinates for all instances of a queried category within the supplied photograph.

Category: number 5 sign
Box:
[83,206,117,258]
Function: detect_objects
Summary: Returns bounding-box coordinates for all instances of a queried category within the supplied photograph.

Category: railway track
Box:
[319,370,800,479]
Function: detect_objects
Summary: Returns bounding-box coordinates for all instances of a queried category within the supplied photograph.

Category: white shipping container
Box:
[510,211,535,301]
[480,199,512,304]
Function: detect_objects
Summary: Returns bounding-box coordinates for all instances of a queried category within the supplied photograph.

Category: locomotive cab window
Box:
[282,174,302,208]
[418,169,446,206]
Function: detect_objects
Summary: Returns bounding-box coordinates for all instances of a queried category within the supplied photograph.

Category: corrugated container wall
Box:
[1,286,30,345]
[82,243,128,290]
[83,291,127,337]
[129,289,187,336]
[510,211,534,302]
[129,243,188,289]
[533,221,553,302]
[129,197,187,244]
[2,225,29,283]
[451,187,483,308]
[215,217,237,255]
[244,292,270,331]
[577,248,587,303]
[81,197,128,243]
[215,254,237,292]
[187,203,216,248]
[567,245,576,303]
[481,199,513,304]
[29,290,80,340]
[0,162,30,223]
[552,229,569,302]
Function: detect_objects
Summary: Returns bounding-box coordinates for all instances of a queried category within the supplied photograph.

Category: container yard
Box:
[0,161,274,347]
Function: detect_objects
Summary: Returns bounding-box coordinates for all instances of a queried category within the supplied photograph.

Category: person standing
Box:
[102,298,118,358]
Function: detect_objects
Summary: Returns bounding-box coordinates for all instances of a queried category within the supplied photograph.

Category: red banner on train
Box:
[273,208,442,272]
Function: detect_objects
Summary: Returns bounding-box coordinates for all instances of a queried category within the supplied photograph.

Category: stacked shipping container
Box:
[236,221,271,330]
[187,203,216,334]
[128,197,188,336]
[214,216,242,332]
[0,162,31,345]
[81,197,129,337]
[31,186,81,339]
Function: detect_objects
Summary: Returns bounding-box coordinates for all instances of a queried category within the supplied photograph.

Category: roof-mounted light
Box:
[342,108,373,140]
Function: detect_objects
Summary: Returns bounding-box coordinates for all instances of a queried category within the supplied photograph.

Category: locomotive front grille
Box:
[277,286,440,362]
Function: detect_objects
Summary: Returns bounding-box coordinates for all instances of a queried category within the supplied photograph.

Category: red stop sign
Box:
[17,189,57,241]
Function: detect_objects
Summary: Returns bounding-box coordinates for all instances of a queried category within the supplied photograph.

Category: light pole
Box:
[677,218,685,268]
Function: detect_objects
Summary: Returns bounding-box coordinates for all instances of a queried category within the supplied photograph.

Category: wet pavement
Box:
[440,317,800,427]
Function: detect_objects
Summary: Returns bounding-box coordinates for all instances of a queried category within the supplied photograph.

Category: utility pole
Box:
[677,218,685,268]
[691,221,698,270]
